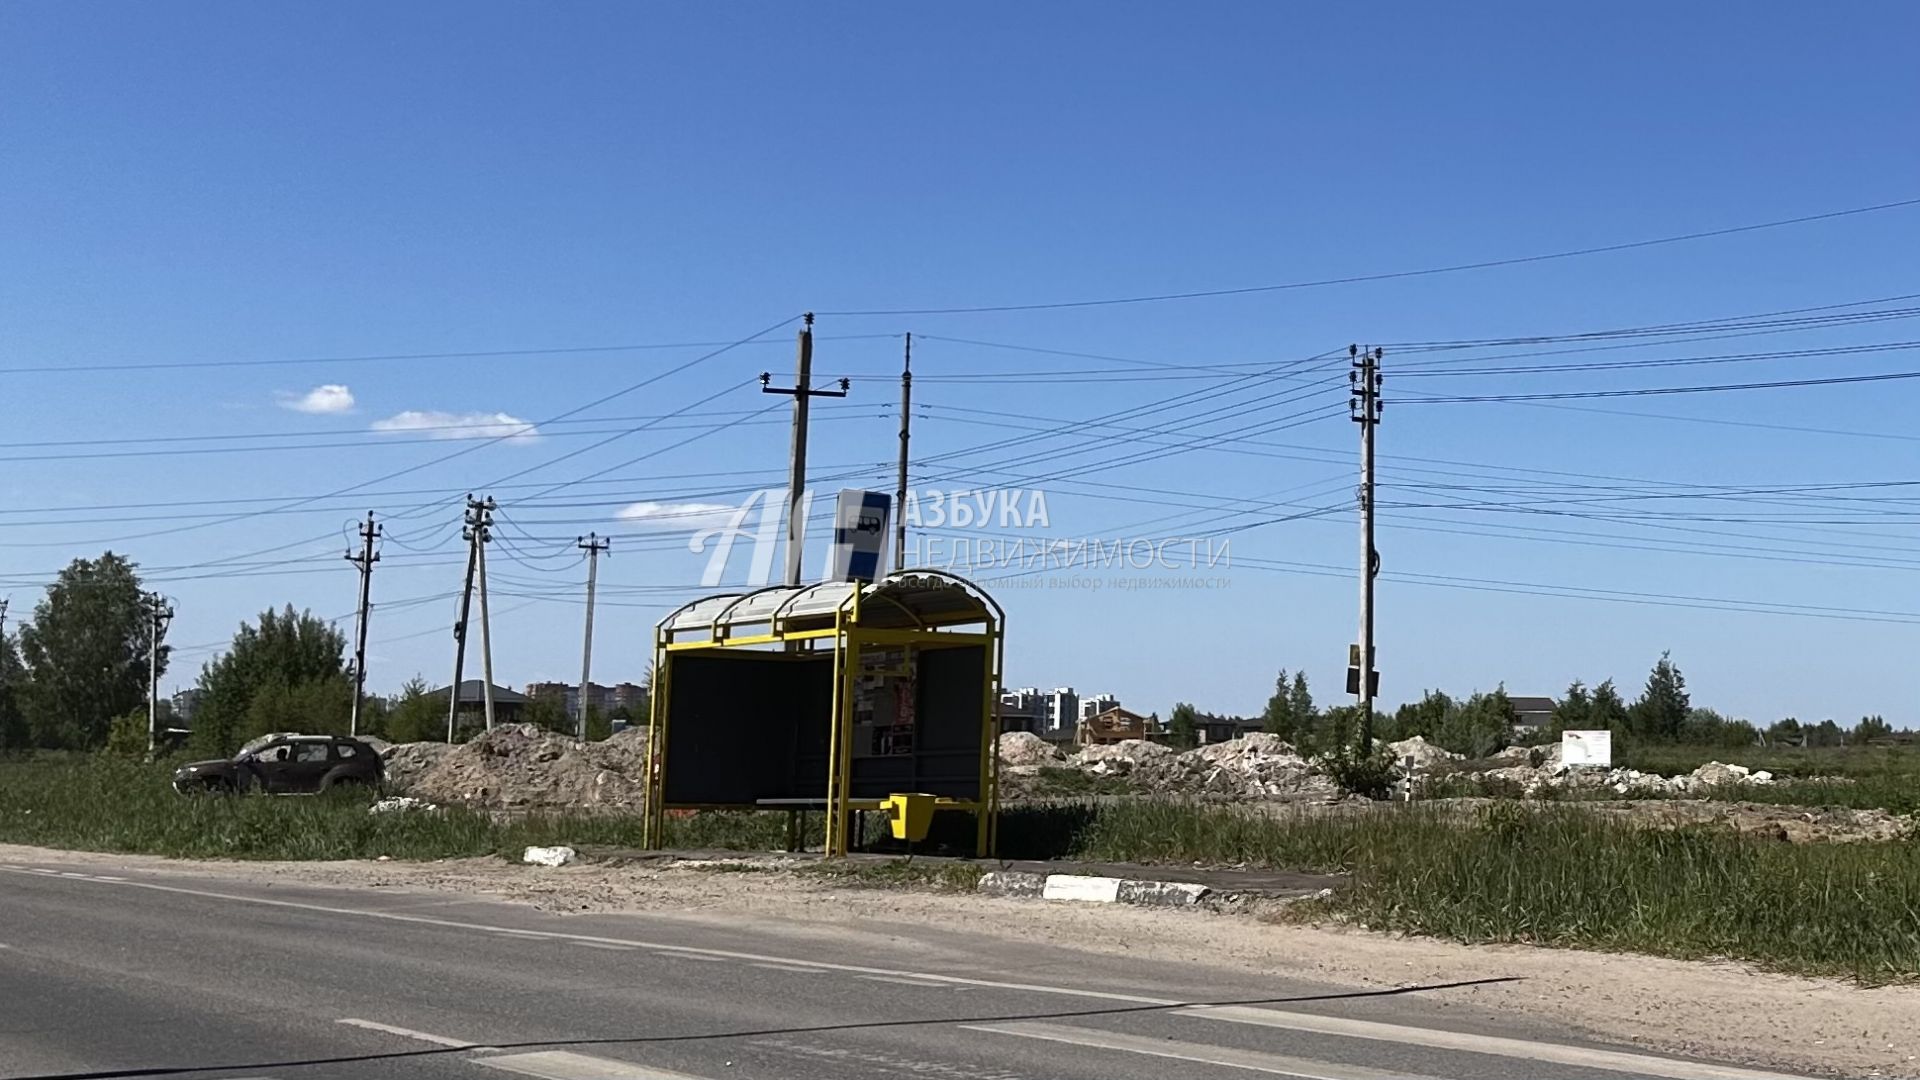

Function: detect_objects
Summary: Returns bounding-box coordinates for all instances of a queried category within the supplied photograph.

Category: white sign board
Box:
[1560,729,1613,768]
[823,489,892,583]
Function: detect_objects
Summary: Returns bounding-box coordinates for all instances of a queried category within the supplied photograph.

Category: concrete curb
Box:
[976,870,1211,908]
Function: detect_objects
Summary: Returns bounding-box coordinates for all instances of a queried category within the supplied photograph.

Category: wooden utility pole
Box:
[762,313,849,585]
[145,592,173,758]
[575,533,610,739]
[472,496,498,730]
[895,333,911,572]
[1349,345,1384,756]
[446,496,485,741]
[345,512,381,737]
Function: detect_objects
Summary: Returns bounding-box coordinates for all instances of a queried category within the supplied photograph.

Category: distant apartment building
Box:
[170,688,204,725]
[998,687,1041,734]
[610,682,647,715]
[1042,687,1079,736]
[1080,693,1120,722]
[524,680,618,717]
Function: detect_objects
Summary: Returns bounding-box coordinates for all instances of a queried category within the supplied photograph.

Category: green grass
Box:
[7,759,1918,981]
[1619,743,1920,782]
[1024,765,1133,797]
[998,799,1920,983]
[0,758,807,860]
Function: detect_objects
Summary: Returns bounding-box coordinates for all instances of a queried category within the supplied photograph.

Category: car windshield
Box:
[233,733,293,760]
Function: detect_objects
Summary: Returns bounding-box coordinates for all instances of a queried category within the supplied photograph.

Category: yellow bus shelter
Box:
[643,570,1003,857]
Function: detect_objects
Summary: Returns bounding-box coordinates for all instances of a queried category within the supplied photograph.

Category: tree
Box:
[243,674,351,740]
[585,704,610,741]
[1391,690,1454,743]
[1262,669,1294,739]
[1550,681,1591,733]
[1853,714,1893,744]
[1806,718,1845,748]
[0,630,26,754]
[1766,717,1803,747]
[1289,671,1318,746]
[1168,702,1199,749]
[523,693,570,735]
[1589,679,1631,736]
[1681,707,1758,748]
[1630,652,1689,742]
[385,676,441,743]
[1436,688,1515,759]
[105,707,150,758]
[191,605,347,755]
[19,553,165,750]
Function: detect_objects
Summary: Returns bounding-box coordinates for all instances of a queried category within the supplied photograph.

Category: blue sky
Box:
[3,3,1918,724]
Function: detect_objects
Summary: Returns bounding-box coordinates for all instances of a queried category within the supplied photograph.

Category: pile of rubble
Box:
[998,731,1336,799]
[377,723,651,812]
[997,728,1796,803]
[1408,740,1780,798]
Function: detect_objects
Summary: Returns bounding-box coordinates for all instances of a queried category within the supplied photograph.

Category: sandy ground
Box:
[6,843,1915,1078]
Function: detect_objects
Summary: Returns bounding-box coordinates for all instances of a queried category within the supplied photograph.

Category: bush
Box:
[1321,750,1400,800]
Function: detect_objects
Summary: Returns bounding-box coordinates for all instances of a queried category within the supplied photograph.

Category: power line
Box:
[816,195,1920,315]
[1399,367,1920,403]
[0,333,900,376]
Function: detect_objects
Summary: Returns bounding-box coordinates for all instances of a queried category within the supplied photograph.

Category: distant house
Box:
[435,680,529,725]
[1078,706,1152,746]
[1195,712,1264,745]
[1509,696,1557,733]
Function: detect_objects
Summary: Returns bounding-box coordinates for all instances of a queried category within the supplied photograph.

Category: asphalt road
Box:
[0,854,1820,1080]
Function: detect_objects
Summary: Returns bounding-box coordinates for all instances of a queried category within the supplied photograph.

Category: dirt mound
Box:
[1050,734,1334,799]
[379,742,454,793]
[996,731,1065,767]
[1178,735,1332,798]
[1388,736,1460,769]
[383,723,652,812]
[1068,739,1175,775]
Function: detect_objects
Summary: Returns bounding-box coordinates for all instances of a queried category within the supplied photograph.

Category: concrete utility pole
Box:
[895,332,911,573]
[762,313,849,586]
[472,497,498,730]
[145,592,173,758]
[345,511,381,737]
[446,496,486,741]
[575,532,610,740]
[1349,345,1384,756]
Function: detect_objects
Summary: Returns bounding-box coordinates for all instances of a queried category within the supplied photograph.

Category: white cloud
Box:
[370,410,542,442]
[616,500,746,532]
[277,384,355,414]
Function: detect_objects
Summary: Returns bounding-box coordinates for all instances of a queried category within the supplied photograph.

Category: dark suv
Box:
[172,733,384,795]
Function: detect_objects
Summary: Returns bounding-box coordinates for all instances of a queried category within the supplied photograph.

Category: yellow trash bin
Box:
[883,793,938,842]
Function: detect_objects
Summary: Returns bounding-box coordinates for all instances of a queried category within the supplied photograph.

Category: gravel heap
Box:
[378,723,652,812]
[998,731,1336,799]
[995,731,1066,770]
[1386,735,1459,769]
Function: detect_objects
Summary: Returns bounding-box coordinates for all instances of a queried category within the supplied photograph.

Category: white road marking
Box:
[567,940,638,952]
[0,863,1827,1079]
[1185,1006,1816,1080]
[749,961,824,973]
[859,973,965,989]
[0,865,1170,1005]
[335,1017,495,1050]
[969,1021,1442,1080]
[476,1050,708,1080]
